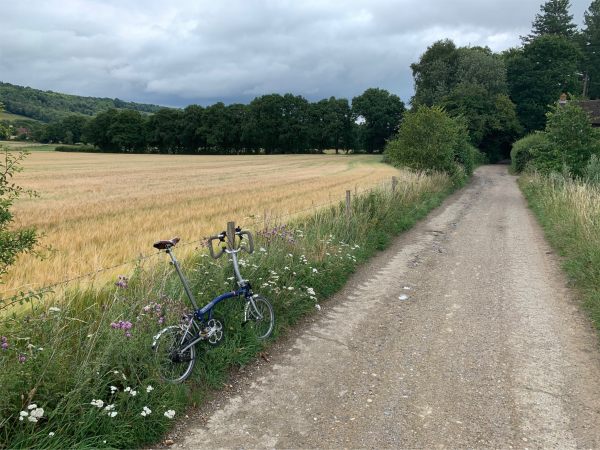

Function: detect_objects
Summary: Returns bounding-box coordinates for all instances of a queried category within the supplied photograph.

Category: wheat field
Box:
[6,151,420,297]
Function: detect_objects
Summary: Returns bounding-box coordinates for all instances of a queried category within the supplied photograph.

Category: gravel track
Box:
[171,165,600,449]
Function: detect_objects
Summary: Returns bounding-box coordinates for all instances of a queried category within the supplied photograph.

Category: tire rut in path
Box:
[173,165,600,449]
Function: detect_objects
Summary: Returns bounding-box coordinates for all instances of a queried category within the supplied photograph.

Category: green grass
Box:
[0,172,456,449]
[0,111,36,122]
[520,173,600,334]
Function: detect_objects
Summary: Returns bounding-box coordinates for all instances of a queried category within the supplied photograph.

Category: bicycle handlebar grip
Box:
[208,236,225,259]
[240,231,254,254]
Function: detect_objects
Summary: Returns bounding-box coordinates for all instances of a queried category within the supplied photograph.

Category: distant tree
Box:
[582,0,600,98]
[108,110,147,152]
[146,108,184,153]
[352,88,405,153]
[411,39,459,107]
[83,109,119,150]
[180,105,206,152]
[60,115,90,143]
[524,0,578,42]
[0,103,8,140]
[506,34,582,131]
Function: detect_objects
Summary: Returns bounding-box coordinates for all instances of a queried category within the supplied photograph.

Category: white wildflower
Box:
[306,287,316,296]
[110,386,118,393]
[164,409,176,419]
[19,411,28,421]
[30,408,44,419]
[259,247,267,253]
[104,404,115,411]
[312,268,318,273]
[124,386,131,392]
[108,411,118,418]
[315,304,322,311]
[146,385,154,393]
[91,399,104,408]
[28,416,38,423]
[48,432,55,437]
[27,404,38,410]
[48,307,61,313]
[141,406,152,417]
[130,390,137,397]
[287,286,294,291]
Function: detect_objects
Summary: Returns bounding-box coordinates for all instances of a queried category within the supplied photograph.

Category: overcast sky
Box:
[0,0,590,107]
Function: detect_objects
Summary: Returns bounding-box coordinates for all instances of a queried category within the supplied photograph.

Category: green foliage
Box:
[524,0,577,42]
[384,105,475,178]
[411,41,522,160]
[582,0,600,99]
[0,147,39,280]
[0,82,162,123]
[583,154,600,184]
[410,39,459,107]
[512,103,600,176]
[0,174,454,449]
[545,103,600,176]
[351,88,405,153]
[506,34,583,131]
[510,132,551,173]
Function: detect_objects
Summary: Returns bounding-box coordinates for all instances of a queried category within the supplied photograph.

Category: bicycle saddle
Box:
[153,237,180,250]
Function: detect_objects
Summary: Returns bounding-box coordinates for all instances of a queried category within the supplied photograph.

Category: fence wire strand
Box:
[1,177,405,305]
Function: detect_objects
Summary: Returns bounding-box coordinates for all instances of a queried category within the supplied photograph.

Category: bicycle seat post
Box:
[166,247,199,310]
[227,221,246,287]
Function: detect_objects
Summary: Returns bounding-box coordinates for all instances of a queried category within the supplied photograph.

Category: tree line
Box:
[33,89,405,154]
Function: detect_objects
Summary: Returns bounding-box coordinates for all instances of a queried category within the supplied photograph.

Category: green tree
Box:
[0,147,39,280]
[180,105,207,153]
[410,39,459,107]
[506,34,582,131]
[582,0,600,98]
[384,105,475,177]
[108,110,147,152]
[544,103,600,175]
[524,0,578,42]
[352,88,405,153]
[146,108,184,153]
[83,109,119,150]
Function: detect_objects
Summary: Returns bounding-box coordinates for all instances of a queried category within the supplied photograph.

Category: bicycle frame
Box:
[164,245,261,351]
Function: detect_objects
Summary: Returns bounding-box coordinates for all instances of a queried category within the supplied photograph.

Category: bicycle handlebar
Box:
[207,228,254,259]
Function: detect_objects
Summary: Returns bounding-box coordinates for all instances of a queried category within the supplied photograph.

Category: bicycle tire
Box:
[245,295,275,340]
[152,325,196,383]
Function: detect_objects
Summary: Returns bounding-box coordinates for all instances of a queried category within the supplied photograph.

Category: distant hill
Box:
[0,82,165,123]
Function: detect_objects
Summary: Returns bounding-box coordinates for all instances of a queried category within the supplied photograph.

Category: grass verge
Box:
[520,172,600,333]
[0,171,455,449]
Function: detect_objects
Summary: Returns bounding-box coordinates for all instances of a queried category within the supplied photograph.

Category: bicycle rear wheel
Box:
[245,295,275,340]
[152,325,196,383]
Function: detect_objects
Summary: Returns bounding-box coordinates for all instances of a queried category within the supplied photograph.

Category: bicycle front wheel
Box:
[245,295,275,340]
[152,325,196,383]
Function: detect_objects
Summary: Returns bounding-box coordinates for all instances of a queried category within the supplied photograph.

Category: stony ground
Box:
[167,165,600,449]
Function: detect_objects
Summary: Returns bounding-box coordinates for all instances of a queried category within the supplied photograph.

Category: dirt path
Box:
[174,165,600,449]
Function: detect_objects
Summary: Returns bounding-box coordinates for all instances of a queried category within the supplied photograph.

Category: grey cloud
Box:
[0,0,590,107]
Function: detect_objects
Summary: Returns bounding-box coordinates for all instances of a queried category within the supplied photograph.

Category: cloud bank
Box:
[0,0,589,106]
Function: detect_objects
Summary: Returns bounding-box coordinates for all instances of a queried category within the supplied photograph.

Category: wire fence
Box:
[0,177,400,309]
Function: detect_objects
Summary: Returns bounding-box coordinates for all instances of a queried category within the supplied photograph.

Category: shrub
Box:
[510,132,551,173]
[55,145,101,153]
[543,104,600,177]
[384,105,474,179]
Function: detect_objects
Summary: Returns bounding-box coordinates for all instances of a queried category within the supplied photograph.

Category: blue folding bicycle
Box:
[151,223,274,383]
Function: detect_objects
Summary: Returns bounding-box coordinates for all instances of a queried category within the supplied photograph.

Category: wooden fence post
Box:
[392,176,398,193]
[227,221,236,250]
[346,190,351,218]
